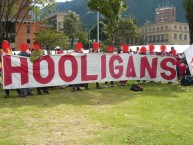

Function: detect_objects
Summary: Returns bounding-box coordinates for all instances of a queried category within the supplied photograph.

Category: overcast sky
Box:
[55,0,72,2]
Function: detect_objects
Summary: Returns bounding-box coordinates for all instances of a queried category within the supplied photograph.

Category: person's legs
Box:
[104,81,108,88]
[26,88,33,95]
[37,87,43,95]
[43,87,50,94]
[85,83,89,90]
[20,88,26,97]
[4,89,10,98]
[71,84,77,92]
[96,82,102,89]
[110,81,114,87]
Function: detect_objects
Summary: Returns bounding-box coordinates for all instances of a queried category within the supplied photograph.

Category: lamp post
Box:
[88,25,95,49]
[97,11,100,43]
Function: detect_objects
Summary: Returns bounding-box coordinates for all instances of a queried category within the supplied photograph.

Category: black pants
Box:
[37,87,49,93]
[5,89,21,95]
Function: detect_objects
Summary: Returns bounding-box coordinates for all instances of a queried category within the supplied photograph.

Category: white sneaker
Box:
[105,85,108,88]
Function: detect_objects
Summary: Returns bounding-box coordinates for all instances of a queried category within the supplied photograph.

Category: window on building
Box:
[157,35,160,42]
[179,26,182,30]
[157,27,159,31]
[184,34,187,40]
[161,35,164,42]
[152,35,155,42]
[165,26,168,29]
[174,25,177,29]
[174,34,177,40]
[164,34,168,42]
[161,26,163,30]
[27,24,30,33]
[179,34,182,40]
[27,39,30,43]
[184,26,187,30]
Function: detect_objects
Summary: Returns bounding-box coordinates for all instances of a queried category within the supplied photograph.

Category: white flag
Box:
[184,44,193,76]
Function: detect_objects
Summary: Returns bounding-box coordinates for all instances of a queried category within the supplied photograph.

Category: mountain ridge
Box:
[55,0,187,28]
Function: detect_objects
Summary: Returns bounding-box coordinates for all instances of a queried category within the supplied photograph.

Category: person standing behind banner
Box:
[71,42,87,92]
[170,48,181,82]
[119,44,129,86]
[17,43,33,97]
[30,41,50,95]
[0,40,21,98]
[147,44,156,55]
[92,41,102,89]
[137,46,147,85]
[104,45,115,88]
[159,44,169,57]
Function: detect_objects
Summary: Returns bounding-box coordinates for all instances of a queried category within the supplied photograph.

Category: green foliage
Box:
[183,0,193,44]
[0,0,56,42]
[63,12,83,38]
[34,28,68,50]
[87,0,127,43]
[114,17,139,45]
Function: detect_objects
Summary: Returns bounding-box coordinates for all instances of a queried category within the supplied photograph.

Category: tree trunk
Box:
[186,15,193,44]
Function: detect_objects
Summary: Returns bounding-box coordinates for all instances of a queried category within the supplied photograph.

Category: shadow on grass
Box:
[0,81,192,109]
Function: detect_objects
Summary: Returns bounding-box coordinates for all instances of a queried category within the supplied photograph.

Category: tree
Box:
[87,0,127,44]
[0,0,55,42]
[183,0,193,44]
[63,12,83,49]
[34,28,68,50]
[114,17,139,45]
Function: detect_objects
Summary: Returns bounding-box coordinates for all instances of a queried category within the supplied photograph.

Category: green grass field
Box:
[0,82,193,145]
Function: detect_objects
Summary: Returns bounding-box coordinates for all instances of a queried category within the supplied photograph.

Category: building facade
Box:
[45,12,69,31]
[139,22,190,45]
[138,5,190,45]
[155,6,176,24]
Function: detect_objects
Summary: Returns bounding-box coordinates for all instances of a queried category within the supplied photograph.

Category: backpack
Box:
[130,84,144,91]
[180,75,193,86]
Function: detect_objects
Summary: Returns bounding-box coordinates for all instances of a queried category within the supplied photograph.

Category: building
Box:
[45,12,69,31]
[0,1,49,51]
[155,6,176,24]
[139,22,190,45]
[137,5,190,45]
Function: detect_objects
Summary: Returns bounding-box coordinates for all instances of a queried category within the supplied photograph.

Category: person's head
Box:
[160,45,166,52]
[1,40,10,50]
[20,43,28,52]
[107,45,114,53]
[33,41,40,50]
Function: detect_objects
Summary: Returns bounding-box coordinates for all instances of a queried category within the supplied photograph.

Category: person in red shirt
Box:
[1,40,21,98]
[180,63,187,79]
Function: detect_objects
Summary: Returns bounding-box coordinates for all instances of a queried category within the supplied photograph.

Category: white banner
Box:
[184,44,193,76]
[2,53,177,89]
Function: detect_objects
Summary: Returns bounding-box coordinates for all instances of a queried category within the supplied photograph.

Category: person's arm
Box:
[30,51,41,62]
